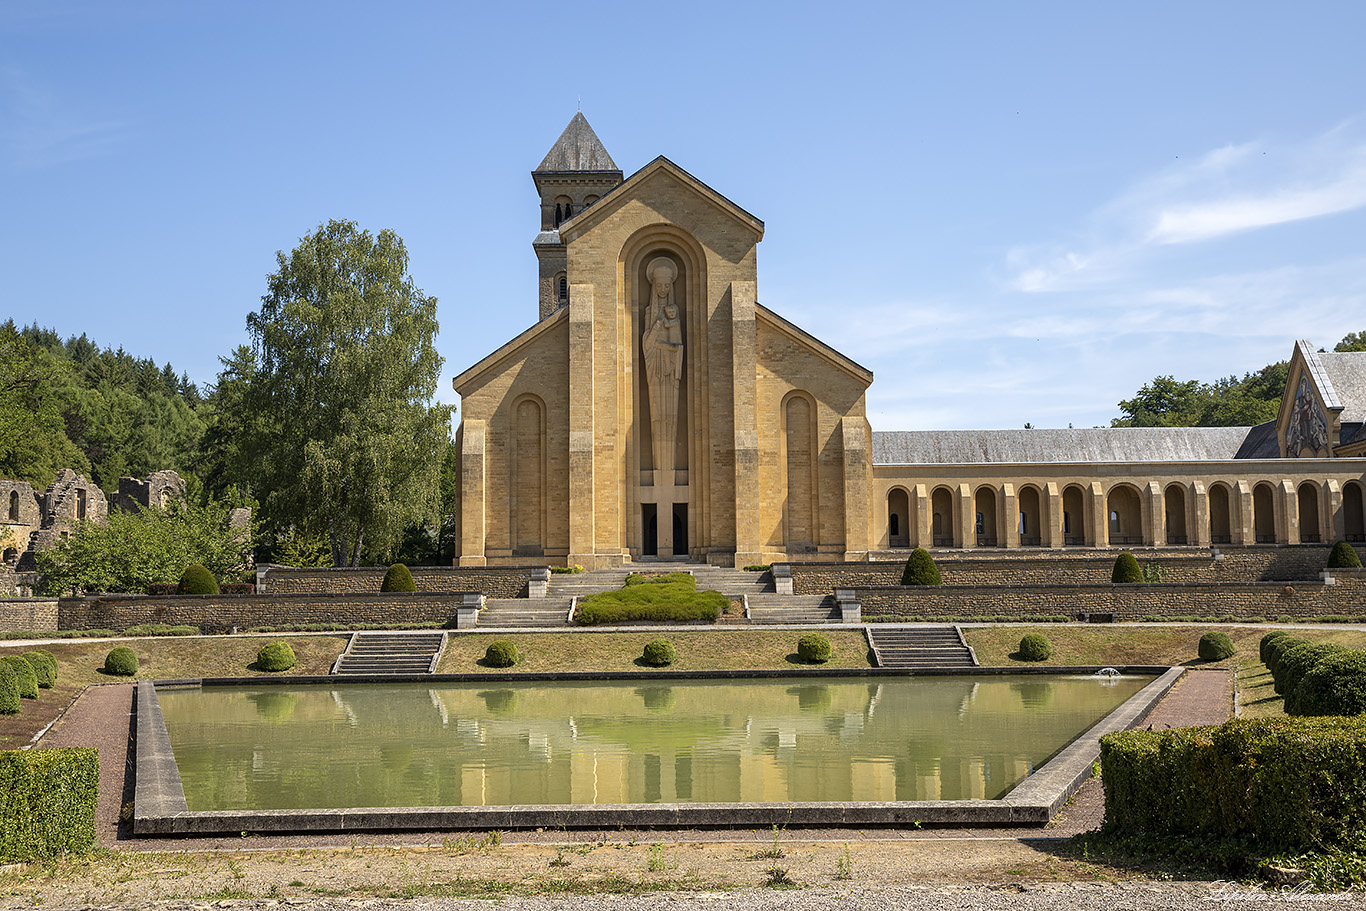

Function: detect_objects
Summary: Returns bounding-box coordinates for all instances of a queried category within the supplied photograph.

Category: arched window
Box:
[7,490,17,521]
[1109,510,1120,534]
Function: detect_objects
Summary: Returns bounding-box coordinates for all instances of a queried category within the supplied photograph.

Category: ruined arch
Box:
[7,490,17,522]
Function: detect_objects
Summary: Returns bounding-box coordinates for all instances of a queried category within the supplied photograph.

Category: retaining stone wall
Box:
[854,573,1366,622]
[260,565,536,598]
[789,546,1352,593]
[0,598,58,632]
[58,592,478,634]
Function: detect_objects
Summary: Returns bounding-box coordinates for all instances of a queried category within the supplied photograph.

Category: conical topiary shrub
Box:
[381,563,416,593]
[901,548,943,586]
[178,563,219,595]
[1328,541,1363,569]
[1111,552,1143,583]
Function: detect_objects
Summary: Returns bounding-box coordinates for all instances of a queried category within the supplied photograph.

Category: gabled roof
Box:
[1317,351,1366,423]
[452,308,567,394]
[756,304,872,386]
[535,112,618,172]
[558,156,765,242]
[871,427,1257,466]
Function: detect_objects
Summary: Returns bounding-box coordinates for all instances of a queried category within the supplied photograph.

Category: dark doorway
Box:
[642,504,658,556]
[672,503,688,556]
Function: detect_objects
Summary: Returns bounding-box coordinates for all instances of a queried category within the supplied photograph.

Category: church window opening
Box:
[7,490,17,521]
[1109,511,1120,534]
[76,488,86,520]
[1253,482,1276,543]
[557,273,568,306]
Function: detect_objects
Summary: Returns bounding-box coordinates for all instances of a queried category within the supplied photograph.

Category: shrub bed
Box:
[0,748,98,862]
[1294,651,1366,716]
[576,576,726,625]
[1274,642,1347,696]
[1260,630,1294,664]
[1101,716,1366,850]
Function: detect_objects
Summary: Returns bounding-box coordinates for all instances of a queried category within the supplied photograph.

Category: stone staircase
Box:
[478,598,571,627]
[332,631,447,675]
[867,626,977,668]
[746,593,840,624]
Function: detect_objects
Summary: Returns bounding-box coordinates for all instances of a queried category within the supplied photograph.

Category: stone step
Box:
[867,626,976,669]
[333,631,447,675]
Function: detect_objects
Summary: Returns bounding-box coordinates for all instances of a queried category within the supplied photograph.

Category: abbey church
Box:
[448,114,1366,569]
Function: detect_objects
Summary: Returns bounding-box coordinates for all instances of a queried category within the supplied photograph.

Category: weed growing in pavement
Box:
[835,844,853,880]
[764,865,795,888]
[751,824,786,859]
[648,842,666,872]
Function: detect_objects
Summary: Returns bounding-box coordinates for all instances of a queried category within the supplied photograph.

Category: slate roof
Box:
[1317,351,1366,423]
[1233,421,1280,459]
[535,112,618,172]
[871,427,1258,465]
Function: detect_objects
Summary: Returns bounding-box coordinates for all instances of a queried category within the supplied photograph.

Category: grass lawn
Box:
[437,629,875,673]
[0,635,349,750]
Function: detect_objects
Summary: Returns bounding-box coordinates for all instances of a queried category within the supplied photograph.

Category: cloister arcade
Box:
[874,472,1366,551]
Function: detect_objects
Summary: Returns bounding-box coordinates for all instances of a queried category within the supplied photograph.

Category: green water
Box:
[157,675,1148,810]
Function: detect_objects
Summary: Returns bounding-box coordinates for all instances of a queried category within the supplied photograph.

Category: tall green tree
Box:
[224,220,453,566]
[1336,331,1366,353]
[0,325,90,486]
[1112,363,1287,428]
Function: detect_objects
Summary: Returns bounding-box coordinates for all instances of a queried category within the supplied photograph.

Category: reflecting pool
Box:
[157,675,1148,810]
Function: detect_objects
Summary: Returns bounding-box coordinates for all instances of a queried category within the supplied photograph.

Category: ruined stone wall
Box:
[259,565,536,598]
[787,545,1354,593]
[0,597,59,632]
[854,571,1366,622]
[58,592,478,634]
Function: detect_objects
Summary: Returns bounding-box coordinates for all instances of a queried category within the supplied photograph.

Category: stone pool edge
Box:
[132,666,1182,836]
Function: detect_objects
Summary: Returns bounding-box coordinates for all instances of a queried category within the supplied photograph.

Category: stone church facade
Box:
[448,115,1366,568]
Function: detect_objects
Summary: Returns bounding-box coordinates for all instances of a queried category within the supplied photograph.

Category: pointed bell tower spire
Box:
[532,113,623,320]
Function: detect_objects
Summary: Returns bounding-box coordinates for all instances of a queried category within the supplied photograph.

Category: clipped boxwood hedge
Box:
[177,563,219,595]
[484,641,519,668]
[1260,630,1293,664]
[1018,633,1052,662]
[1111,552,1143,583]
[576,579,726,625]
[0,662,18,715]
[0,748,98,863]
[0,655,37,700]
[1265,635,1308,675]
[21,650,56,689]
[256,641,297,672]
[1197,631,1235,661]
[380,563,416,593]
[1274,642,1347,697]
[103,647,138,677]
[797,633,832,664]
[900,548,943,586]
[1328,540,1363,569]
[1101,716,1366,850]
[1293,651,1366,717]
[642,638,677,667]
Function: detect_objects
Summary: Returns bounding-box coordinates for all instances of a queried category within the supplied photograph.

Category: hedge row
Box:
[575,578,726,625]
[1101,716,1366,850]
[0,748,98,863]
[1261,631,1366,716]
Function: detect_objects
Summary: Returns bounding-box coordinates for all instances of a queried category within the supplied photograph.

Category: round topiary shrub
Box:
[484,640,519,668]
[0,661,19,715]
[1265,635,1308,675]
[1292,650,1366,716]
[1328,540,1363,569]
[797,633,833,664]
[256,640,297,672]
[21,650,56,688]
[104,646,139,677]
[177,563,219,595]
[642,638,677,667]
[1018,633,1052,662]
[1275,642,1347,699]
[0,655,37,699]
[1111,552,1143,583]
[381,563,416,593]
[901,548,943,586]
[1198,631,1236,661]
[1260,631,1293,664]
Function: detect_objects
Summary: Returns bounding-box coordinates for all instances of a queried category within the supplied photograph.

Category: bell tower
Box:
[532,113,623,320]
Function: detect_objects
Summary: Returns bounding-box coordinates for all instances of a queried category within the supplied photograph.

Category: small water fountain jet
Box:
[1096,667,1121,678]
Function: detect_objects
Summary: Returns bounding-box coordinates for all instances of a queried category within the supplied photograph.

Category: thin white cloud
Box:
[1004,120,1366,293]
[0,66,134,169]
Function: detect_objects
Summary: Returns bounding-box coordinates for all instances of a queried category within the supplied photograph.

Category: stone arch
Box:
[510,394,546,556]
[7,489,17,522]
[1018,485,1042,546]
[1,547,15,564]
[1345,481,1366,543]
[974,486,998,546]
[1163,484,1188,545]
[1208,482,1233,544]
[1253,482,1277,543]
[554,270,568,308]
[1061,484,1086,545]
[553,195,573,227]
[781,390,819,551]
[1106,485,1143,546]
[931,486,954,547]
[887,487,910,548]
[583,194,599,207]
[1298,481,1322,543]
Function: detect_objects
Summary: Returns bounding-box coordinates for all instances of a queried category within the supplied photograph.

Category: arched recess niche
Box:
[618,226,709,554]
[509,393,547,556]
[780,389,820,552]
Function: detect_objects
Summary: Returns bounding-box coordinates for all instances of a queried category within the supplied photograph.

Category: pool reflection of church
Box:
[447,114,1366,568]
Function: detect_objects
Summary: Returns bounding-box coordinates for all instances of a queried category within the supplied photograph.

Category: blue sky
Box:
[3,1,1365,432]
